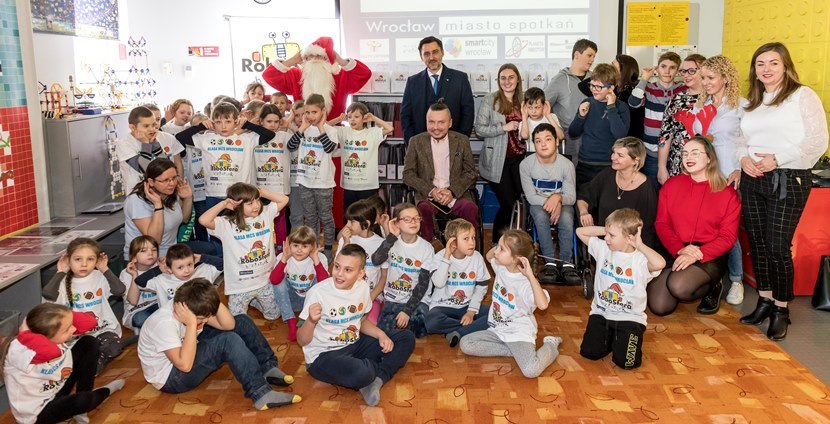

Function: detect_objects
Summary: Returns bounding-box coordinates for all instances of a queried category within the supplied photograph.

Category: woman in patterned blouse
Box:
[657,54,707,184]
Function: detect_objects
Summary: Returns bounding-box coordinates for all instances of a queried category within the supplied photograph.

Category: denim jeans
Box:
[643,154,659,184]
[130,304,159,329]
[529,204,574,262]
[307,330,415,389]
[272,282,305,322]
[425,305,490,337]
[727,240,743,282]
[160,315,277,403]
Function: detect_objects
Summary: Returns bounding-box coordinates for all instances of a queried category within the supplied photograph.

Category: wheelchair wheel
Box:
[581,267,594,300]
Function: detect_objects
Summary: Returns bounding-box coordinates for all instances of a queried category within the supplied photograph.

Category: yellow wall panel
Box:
[723,0,830,156]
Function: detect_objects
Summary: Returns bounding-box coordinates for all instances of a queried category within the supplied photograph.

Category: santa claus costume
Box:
[263,36,372,227]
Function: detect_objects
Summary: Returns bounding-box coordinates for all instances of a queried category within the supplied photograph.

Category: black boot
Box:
[697,280,723,315]
[766,306,791,341]
[740,296,774,325]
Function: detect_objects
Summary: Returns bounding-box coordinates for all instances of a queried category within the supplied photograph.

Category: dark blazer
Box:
[400,66,475,144]
[402,130,478,204]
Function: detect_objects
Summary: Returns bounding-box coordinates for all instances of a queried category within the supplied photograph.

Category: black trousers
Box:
[740,169,812,302]
[488,155,523,243]
[580,314,646,369]
[36,336,111,424]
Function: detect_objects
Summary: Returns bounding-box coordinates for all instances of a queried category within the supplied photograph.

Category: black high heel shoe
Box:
[740,296,773,325]
[767,306,791,341]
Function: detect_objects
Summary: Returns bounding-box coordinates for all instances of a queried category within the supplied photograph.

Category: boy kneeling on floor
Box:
[137,278,300,410]
[298,244,415,406]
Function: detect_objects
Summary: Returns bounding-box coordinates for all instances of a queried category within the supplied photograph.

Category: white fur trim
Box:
[303,44,329,60]
[342,58,356,72]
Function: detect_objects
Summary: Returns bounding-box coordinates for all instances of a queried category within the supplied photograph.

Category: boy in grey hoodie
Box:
[544,39,597,166]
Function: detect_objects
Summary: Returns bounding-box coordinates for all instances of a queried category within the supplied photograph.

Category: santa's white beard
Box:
[301,59,336,112]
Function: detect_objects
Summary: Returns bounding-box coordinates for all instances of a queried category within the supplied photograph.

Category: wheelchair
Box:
[510,195,595,299]
[403,188,485,253]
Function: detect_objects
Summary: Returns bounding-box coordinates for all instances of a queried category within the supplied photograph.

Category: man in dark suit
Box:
[400,36,475,145]
[403,103,479,241]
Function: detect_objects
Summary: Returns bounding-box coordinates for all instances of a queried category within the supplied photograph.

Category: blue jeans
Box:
[425,305,490,337]
[529,204,574,262]
[130,304,158,329]
[272,282,305,322]
[160,315,277,403]
[192,200,209,242]
[643,154,659,183]
[205,196,225,251]
[378,302,429,338]
[307,330,415,389]
[727,240,743,282]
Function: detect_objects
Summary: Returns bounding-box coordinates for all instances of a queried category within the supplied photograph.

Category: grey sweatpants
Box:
[459,329,560,378]
[300,185,335,247]
[289,188,304,230]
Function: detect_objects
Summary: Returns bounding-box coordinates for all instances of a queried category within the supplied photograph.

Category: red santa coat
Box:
[262,59,372,228]
[262,59,372,120]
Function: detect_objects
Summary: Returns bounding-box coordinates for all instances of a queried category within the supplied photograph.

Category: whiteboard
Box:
[226,16,342,98]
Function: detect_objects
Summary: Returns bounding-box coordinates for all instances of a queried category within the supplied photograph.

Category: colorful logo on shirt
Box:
[288,272,317,293]
[387,273,414,293]
[451,271,476,279]
[210,153,240,172]
[40,369,71,393]
[210,138,243,146]
[439,289,468,306]
[194,168,205,180]
[343,139,368,147]
[241,240,269,264]
[257,156,284,173]
[261,141,284,149]
[598,282,633,311]
[601,260,635,285]
[343,152,367,169]
[331,325,360,344]
[490,302,506,323]
[301,150,319,166]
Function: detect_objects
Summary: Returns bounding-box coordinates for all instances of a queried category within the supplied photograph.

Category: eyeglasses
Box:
[153,175,179,185]
[678,68,699,76]
[680,150,705,159]
[589,83,611,91]
[398,216,422,224]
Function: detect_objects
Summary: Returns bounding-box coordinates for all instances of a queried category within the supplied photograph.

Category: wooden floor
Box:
[5,231,830,423]
[4,283,830,424]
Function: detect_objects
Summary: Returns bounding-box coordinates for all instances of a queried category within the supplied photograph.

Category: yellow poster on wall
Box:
[627,2,690,46]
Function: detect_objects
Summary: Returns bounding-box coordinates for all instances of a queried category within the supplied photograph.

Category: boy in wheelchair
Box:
[519,123,579,284]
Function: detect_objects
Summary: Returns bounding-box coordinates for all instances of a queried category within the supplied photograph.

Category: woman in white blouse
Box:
[738,42,828,341]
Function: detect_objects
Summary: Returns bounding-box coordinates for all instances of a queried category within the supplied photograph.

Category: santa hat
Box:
[303,36,339,74]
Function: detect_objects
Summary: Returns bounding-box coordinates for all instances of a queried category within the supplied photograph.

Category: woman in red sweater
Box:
[648,136,741,316]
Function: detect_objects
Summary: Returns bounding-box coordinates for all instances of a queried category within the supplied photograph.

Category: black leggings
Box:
[488,155,523,243]
[647,255,727,316]
[35,336,111,424]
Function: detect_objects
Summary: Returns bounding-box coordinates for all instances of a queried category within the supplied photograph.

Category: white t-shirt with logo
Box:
[588,237,659,326]
[253,131,291,194]
[277,253,329,297]
[296,125,339,189]
[487,259,549,344]
[208,202,278,294]
[120,268,158,330]
[337,126,385,190]
[4,338,74,424]
[429,250,491,310]
[193,131,261,197]
[383,236,435,304]
[299,278,372,364]
[145,264,222,309]
[137,306,206,390]
[54,271,121,338]
[336,234,387,297]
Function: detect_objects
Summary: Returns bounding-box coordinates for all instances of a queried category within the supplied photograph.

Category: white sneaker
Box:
[726,281,744,305]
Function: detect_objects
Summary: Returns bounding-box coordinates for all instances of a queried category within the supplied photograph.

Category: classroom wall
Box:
[125,0,336,109]
[722,0,830,155]
[0,0,42,236]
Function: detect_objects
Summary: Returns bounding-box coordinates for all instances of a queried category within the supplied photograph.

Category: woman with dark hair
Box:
[123,159,200,259]
[477,63,525,243]
[738,42,828,340]
[648,137,741,317]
